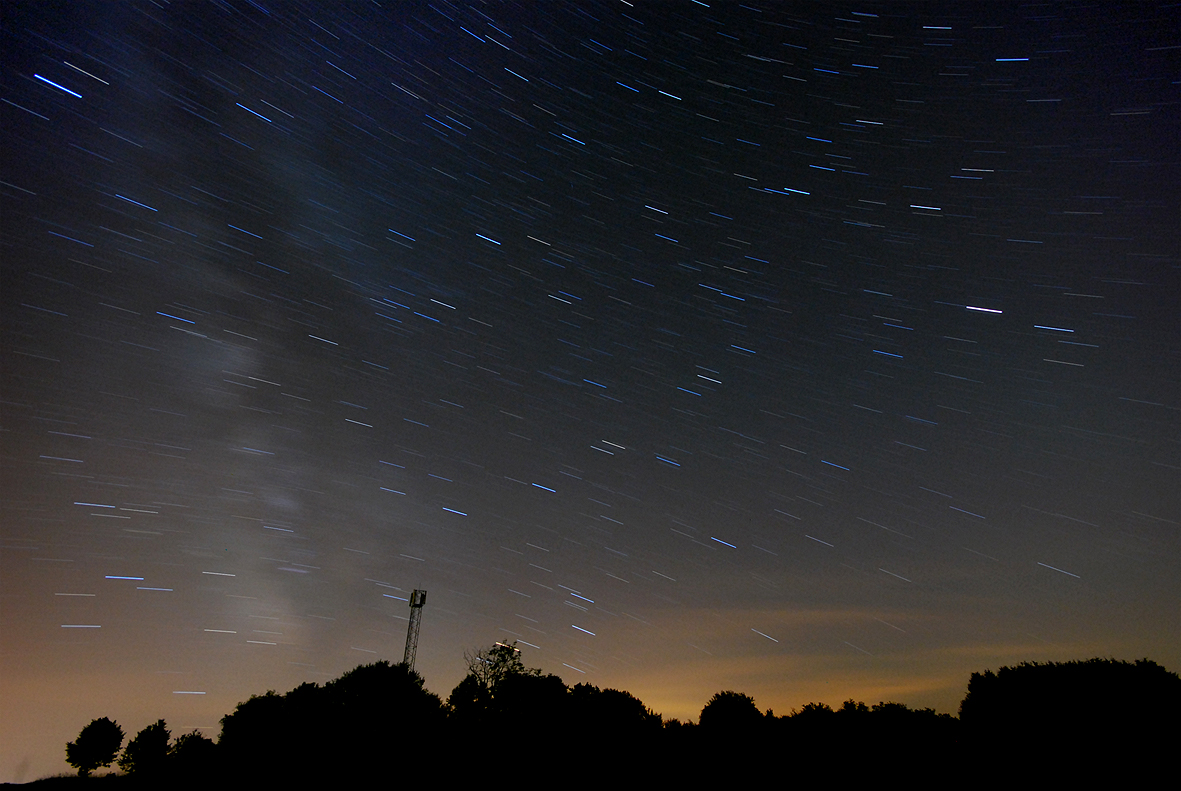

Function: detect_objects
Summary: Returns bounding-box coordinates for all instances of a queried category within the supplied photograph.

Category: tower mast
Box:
[402,589,427,670]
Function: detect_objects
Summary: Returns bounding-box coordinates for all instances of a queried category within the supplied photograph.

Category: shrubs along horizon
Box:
[60,654,1176,787]
[959,658,1178,785]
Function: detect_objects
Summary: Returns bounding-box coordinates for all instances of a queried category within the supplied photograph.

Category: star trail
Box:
[1,1,1178,782]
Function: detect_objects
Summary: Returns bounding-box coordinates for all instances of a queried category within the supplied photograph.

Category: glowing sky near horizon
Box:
[1,1,1177,782]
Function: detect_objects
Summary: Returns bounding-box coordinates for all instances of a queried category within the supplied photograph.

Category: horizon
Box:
[2,1,1177,783]
[32,655,1181,784]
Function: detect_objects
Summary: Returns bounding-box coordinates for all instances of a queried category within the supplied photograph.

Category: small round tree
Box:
[65,717,124,777]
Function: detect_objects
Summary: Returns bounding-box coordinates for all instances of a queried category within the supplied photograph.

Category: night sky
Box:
[2,1,1178,781]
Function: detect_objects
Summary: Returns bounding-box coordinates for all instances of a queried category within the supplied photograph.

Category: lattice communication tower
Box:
[402,589,427,670]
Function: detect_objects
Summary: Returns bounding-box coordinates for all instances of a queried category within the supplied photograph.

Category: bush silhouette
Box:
[168,730,218,779]
[447,641,543,747]
[65,717,123,777]
[118,719,170,776]
[959,658,1178,784]
[568,683,662,742]
[324,660,446,775]
[960,657,1179,740]
[699,690,763,733]
[488,671,570,748]
[218,661,444,785]
[446,671,492,728]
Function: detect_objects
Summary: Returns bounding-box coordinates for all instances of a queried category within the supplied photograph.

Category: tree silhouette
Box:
[217,690,289,772]
[168,730,217,777]
[565,683,664,786]
[442,644,561,783]
[65,717,123,777]
[118,719,170,776]
[569,683,662,742]
[960,657,1180,737]
[324,660,445,750]
[959,658,1179,785]
[463,640,539,690]
[837,698,869,716]
[699,690,763,732]
[446,672,492,727]
[449,641,541,734]
[489,671,569,727]
[794,701,835,719]
[693,691,771,787]
[219,661,444,786]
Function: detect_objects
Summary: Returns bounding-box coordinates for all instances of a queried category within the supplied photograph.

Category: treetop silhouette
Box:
[117,719,169,776]
[464,640,540,690]
[699,689,764,732]
[65,717,123,777]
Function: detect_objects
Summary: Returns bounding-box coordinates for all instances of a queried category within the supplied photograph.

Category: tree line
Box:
[56,651,1176,788]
